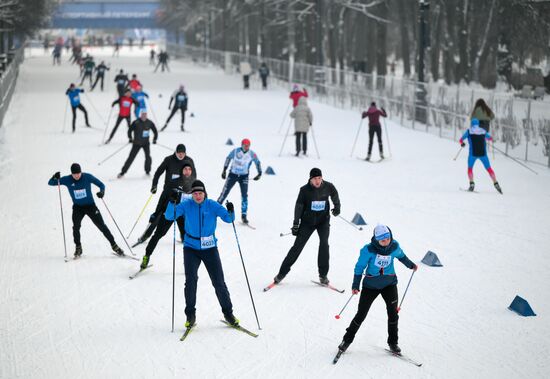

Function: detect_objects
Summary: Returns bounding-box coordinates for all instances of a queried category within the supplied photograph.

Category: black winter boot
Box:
[388,344,401,354]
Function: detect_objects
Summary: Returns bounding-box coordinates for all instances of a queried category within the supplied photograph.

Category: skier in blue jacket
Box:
[48,163,124,258]
[165,180,239,328]
[65,83,90,132]
[131,86,149,118]
[217,138,262,224]
[337,225,417,355]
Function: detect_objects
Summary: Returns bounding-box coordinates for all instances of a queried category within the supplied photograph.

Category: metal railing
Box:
[168,44,550,168]
[0,47,25,128]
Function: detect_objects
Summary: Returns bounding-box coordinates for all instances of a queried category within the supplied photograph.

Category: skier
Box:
[217,138,262,224]
[134,143,197,246]
[337,225,417,356]
[459,118,502,194]
[165,180,239,328]
[161,85,188,131]
[149,49,156,65]
[273,168,340,285]
[114,69,129,97]
[80,55,95,87]
[48,163,124,258]
[291,97,313,157]
[128,74,142,93]
[106,89,138,144]
[65,83,90,132]
[117,111,158,178]
[91,60,109,91]
[154,50,170,72]
[240,60,252,89]
[471,98,495,133]
[289,85,308,107]
[361,102,387,161]
[52,44,62,65]
[132,85,149,118]
[113,41,120,57]
[258,62,270,90]
[139,162,195,269]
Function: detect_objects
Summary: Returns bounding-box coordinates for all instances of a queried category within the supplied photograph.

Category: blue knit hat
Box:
[471,118,480,127]
[374,224,391,241]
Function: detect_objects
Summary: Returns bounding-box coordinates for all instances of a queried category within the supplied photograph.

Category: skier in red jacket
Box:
[361,102,387,161]
[289,85,308,108]
[128,74,142,92]
[106,90,138,144]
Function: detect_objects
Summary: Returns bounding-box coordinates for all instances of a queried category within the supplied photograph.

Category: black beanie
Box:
[182,162,192,170]
[309,167,322,179]
[190,180,206,193]
[176,144,186,153]
[71,163,81,174]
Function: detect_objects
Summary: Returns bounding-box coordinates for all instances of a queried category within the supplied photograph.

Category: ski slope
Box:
[1,48,549,378]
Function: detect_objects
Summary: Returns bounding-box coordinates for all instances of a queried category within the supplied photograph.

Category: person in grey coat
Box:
[290,97,313,156]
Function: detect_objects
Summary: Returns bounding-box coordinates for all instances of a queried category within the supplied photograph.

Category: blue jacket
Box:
[460,125,492,157]
[66,88,83,107]
[165,198,234,250]
[224,148,262,176]
[352,235,415,290]
[132,91,149,111]
[48,173,105,206]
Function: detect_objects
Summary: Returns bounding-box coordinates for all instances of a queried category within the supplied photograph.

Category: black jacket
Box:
[152,153,197,190]
[128,118,158,146]
[114,74,129,87]
[294,180,340,226]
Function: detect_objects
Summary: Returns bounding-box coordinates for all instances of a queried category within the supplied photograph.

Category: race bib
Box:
[311,201,326,211]
[118,79,125,84]
[374,254,391,269]
[171,174,180,179]
[200,235,215,249]
[73,95,80,102]
[122,100,131,107]
[142,130,150,138]
[177,95,185,101]
[73,189,87,200]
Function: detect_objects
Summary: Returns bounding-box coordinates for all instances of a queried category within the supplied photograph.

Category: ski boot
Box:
[494,182,503,194]
[468,181,475,192]
[365,153,371,161]
[140,255,150,269]
[74,244,83,258]
[117,173,124,179]
[185,314,196,328]
[388,344,401,354]
[273,274,285,284]
[241,214,249,224]
[112,243,124,256]
[295,151,300,157]
[338,340,350,353]
[319,276,330,285]
[181,123,185,132]
[380,153,385,160]
[224,313,239,326]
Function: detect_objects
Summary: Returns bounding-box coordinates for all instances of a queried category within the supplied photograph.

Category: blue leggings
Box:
[217,173,249,215]
[468,155,491,169]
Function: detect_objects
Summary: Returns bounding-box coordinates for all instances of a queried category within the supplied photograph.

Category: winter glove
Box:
[96,191,104,198]
[253,173,261,181]
[221,168,227,180]
[352,289,360,295]
[52,171,61,180]
[153,139,157,144]
[151,186,157,194]
[361,111,367,119]
[381,107,386,113]
[226,201,234,213]
[169,189,180,203]
[291,222,300,236]
[331,207,340,217]
[412,264,418,272]
[460,142,466,147]
[129,138,133,143]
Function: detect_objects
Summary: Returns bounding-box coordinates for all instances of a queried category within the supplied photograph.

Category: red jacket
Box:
[362,106,387,126]
[290,89,308,107]
[113,96,136,117]
[129,79,142,91]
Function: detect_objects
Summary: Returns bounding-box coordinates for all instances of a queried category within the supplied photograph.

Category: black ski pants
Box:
[144,214,185,257]
[71,104,89,131]
[343,285,399,345]
[295,132,308,154]
[183,246,234,318]
[368,124,383,155]
[116,84,125,97]
[154,61,169,72]
[120,144,151,175]
[243,75,250,89]
[80,71,93,86]
[108,115,131,141]
[261,75,268,89]
[141,190,184,243]
[277,217,330,278]
[164,106,186,128]
[91,74,105,91]
[72,204,115,246]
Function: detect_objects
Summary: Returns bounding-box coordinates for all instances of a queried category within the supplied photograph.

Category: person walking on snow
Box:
[65,83,90,132]
[259,62,270,89]
[149,49,156,65]
[216,139,262,225]
[118,111,158,178]
[134,143,197,246]
[154,50,170,72]
[460,118,502,194]
[361,102,387,161]
[48,163,124,258]
[273,168,340,285]
[161,85,188,132]
[106,89,138,144]
[132,86,149,119]
[91,61,109,91]
[470,98,495,133]
[164,180,240,328]
[337,225,417,356]
[114,69,129,97]
[291,97,313,157]
[139,162,195,269]
[240,61,252,89]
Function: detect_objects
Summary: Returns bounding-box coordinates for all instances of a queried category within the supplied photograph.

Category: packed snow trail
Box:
[0,49,549,378]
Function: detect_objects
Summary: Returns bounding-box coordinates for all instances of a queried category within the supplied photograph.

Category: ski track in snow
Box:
[0,48,549,378]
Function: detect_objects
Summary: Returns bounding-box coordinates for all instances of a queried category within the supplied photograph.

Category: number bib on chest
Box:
[122,100,131,108]
[374,254,391,269]
[142,130,150,138]
[171,174,180,180]
[200,235,215,249]
[177,95,185,102]
[73,189,87,200]
[311,201,326,211]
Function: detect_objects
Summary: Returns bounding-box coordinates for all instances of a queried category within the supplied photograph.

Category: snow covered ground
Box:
[1,48,549,378]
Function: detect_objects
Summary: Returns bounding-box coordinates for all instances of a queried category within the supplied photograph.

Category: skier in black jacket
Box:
[274,168,340,285]
[161,85,188,131]
[91,61,110,91]
[118,111,158,178]
[114,69,129,97]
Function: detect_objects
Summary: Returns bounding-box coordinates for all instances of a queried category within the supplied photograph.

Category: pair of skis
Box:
[180,320,259,341]
[333,347,422,367]
[263,280,345,293]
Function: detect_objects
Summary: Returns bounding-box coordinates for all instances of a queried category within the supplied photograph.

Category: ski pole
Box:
[101,107,114,144]
[154,142,173,152]
[97,143,130,166]
[452,146,463,161]
[83,92,106,124]
[126,193,154,239]
[337,215,364,231]
[227,202,262,330]
[383,118,392,157]
[491,144,538,175]
[62,97,69,133]
[146,98,159,124]
[56,179,69,262]
[278,118,293,156]
[171,203,176,333]
[277,103,291,134]
[310,126,321,159]
[350,119,363,157]
[397,270,416,313]
[334,293,356,319]
[279,231,292,237]
[99,198,136,256]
